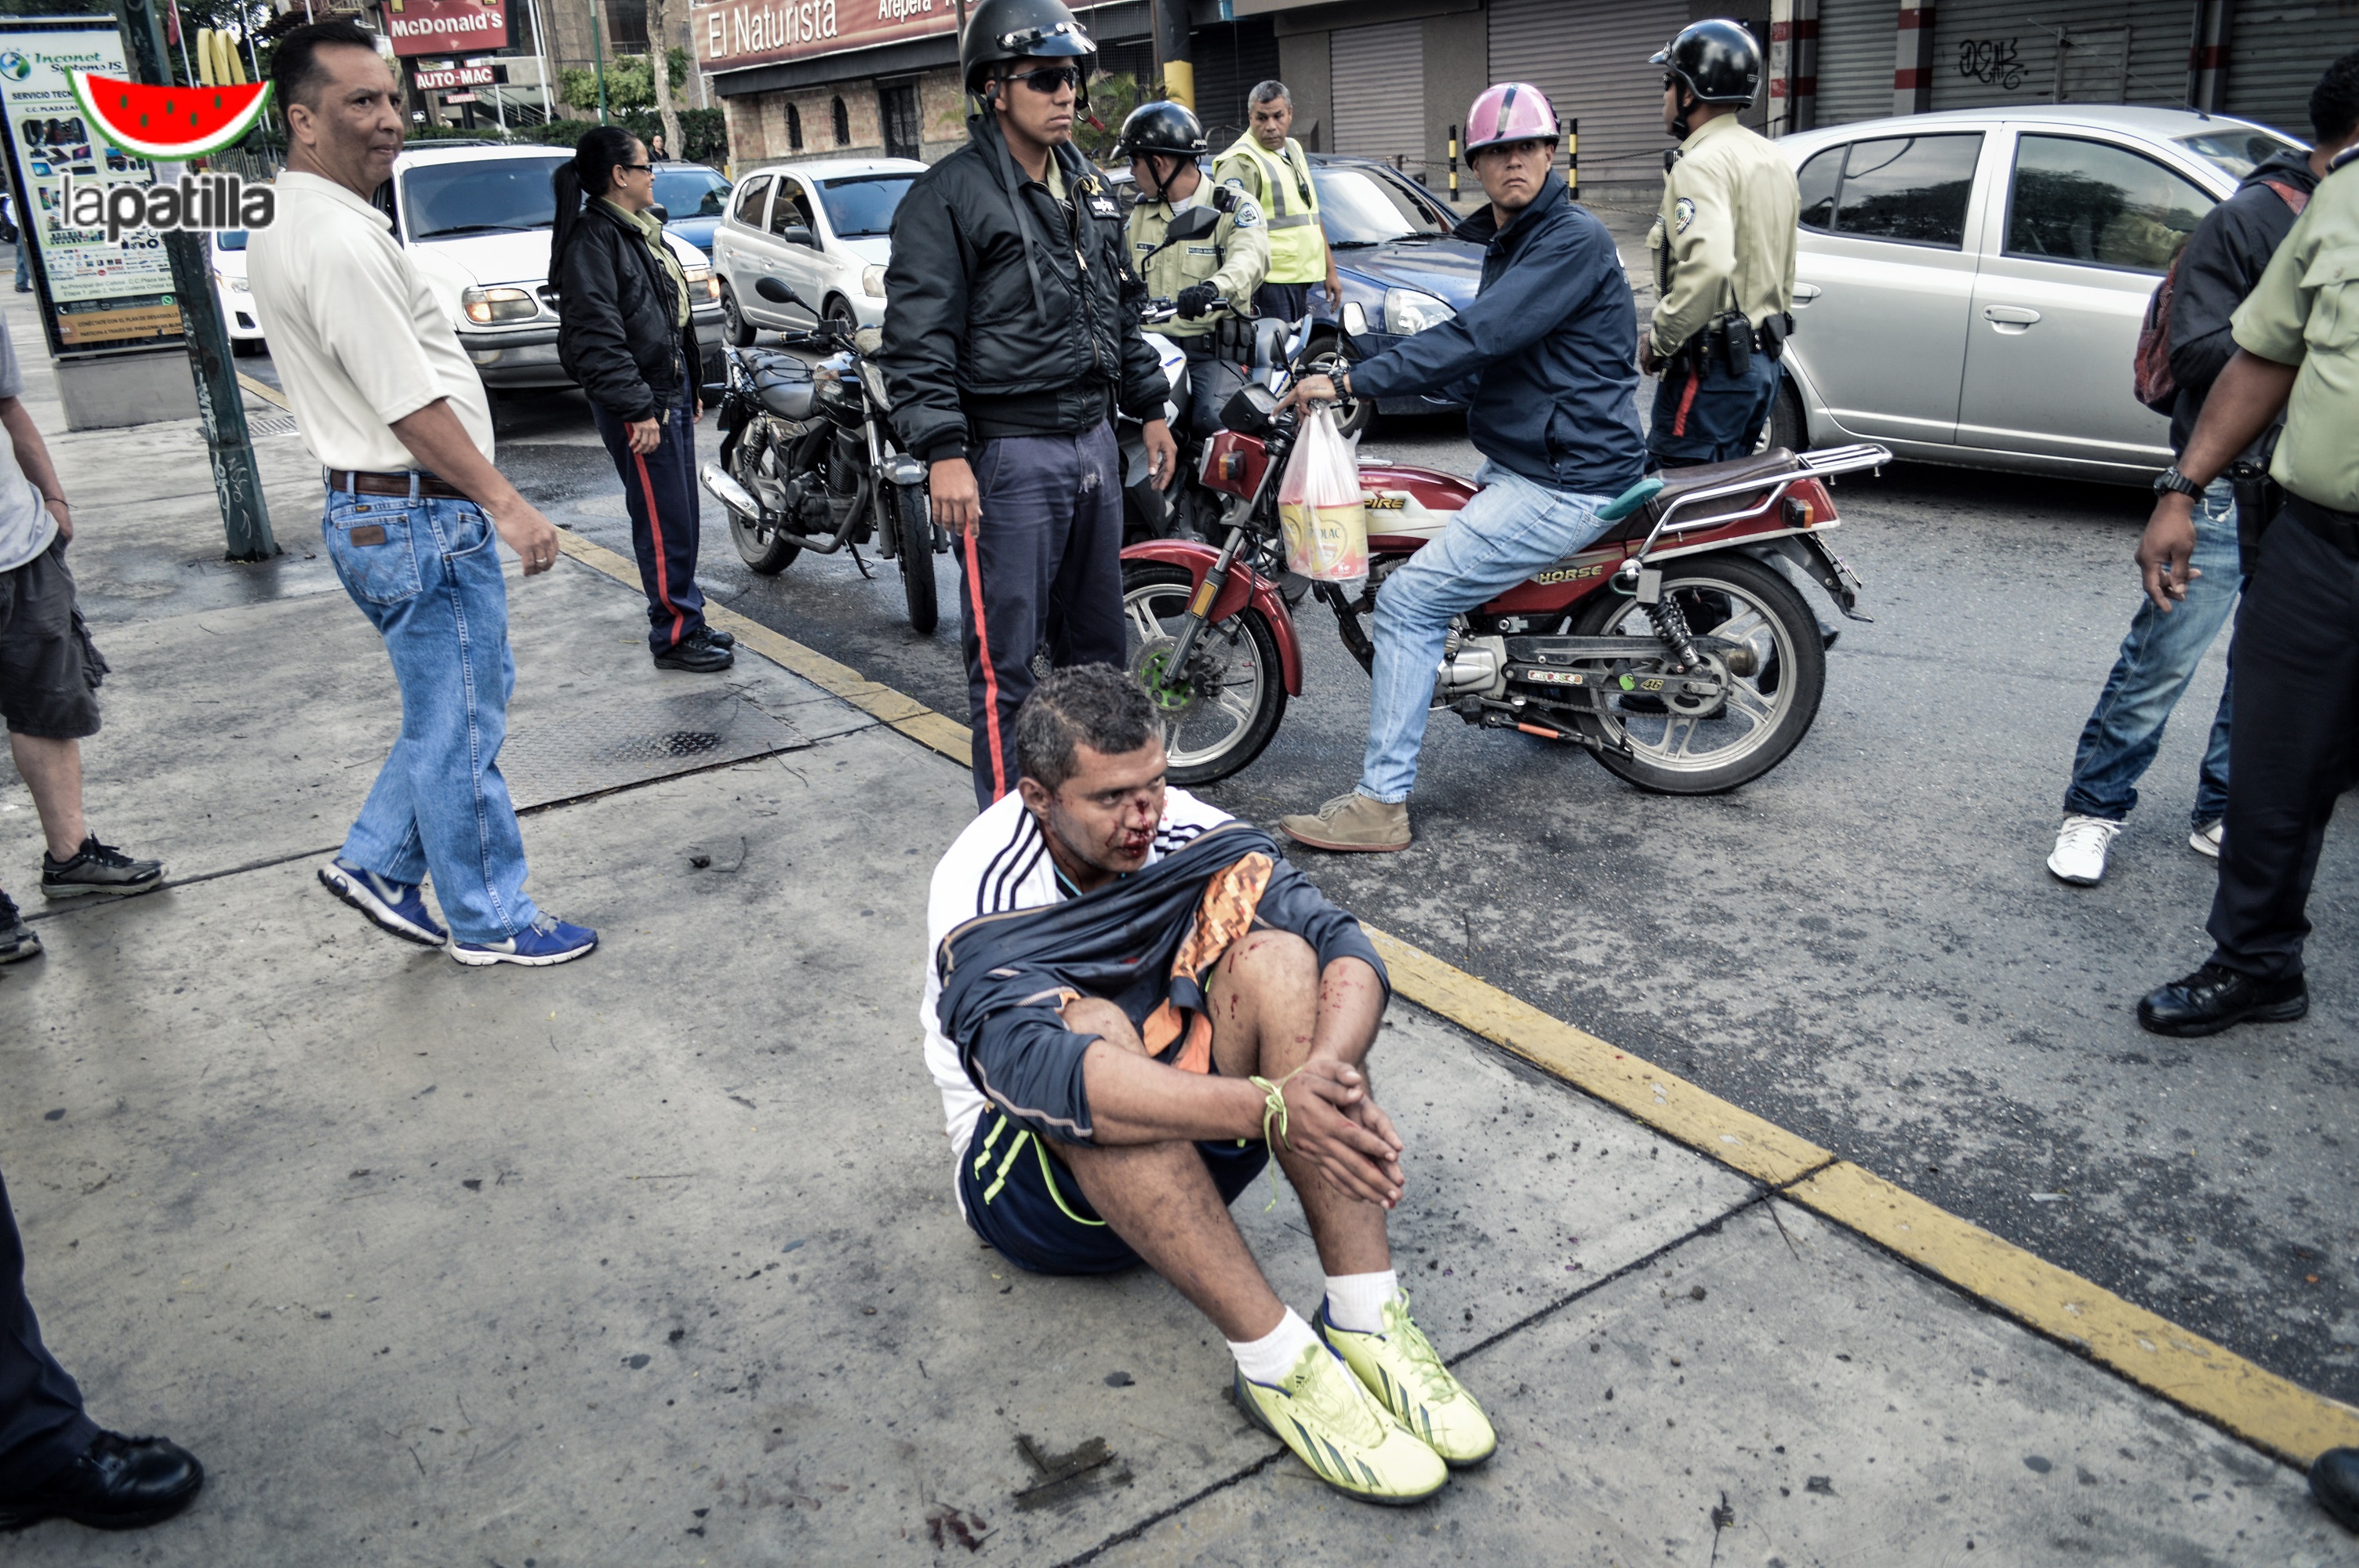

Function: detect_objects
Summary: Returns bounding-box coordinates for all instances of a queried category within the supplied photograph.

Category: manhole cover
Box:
[246,412,300,437]
[500,689,809,808]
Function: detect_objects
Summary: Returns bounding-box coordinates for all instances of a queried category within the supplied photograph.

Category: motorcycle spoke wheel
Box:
[726,449,800,575]
[1121,564,1288,786]
[1567,555,1824,795]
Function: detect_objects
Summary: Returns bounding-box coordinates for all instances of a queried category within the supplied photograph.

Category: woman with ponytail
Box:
[553,126,733,673]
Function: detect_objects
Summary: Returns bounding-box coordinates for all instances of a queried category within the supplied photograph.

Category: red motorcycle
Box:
[1120,365,1889,794]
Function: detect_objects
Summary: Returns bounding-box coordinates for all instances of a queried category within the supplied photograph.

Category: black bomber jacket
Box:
[554,201,700,424]
[880,114,1169,463]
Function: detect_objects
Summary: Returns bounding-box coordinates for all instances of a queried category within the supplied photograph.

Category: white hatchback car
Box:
[1772,106,2301,483]
[209,228,264,351]
[713,157,926,342]
[390,142,725,390]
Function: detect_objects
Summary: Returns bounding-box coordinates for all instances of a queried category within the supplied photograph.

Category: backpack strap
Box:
[2257,176,2310,216]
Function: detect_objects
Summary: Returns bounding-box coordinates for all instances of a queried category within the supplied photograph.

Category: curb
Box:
[555,523,2359,1470]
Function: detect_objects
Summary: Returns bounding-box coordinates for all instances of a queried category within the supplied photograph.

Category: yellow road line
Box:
[552,521,2359,1467]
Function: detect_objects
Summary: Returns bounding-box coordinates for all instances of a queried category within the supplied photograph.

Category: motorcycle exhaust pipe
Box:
[701,463,761,518]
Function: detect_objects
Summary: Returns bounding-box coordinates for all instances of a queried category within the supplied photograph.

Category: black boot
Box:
[2135,964,2308,1037]
[0,1430,203,1531]
[2314,1447,2359,1532]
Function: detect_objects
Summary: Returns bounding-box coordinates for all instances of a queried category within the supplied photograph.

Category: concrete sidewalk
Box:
[0,346,2350,1563]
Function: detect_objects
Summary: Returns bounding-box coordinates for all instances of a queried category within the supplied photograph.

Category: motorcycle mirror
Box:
[1165,205,1221,243]
[1339,300,1369,339]
[754,275,803,308]
[650,204,671,224]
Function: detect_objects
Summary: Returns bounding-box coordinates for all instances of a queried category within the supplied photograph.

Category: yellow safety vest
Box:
[1215,132,1326,285]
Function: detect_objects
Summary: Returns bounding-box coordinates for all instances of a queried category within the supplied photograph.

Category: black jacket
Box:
[2165,147,2317,455]
[881,114,1169,463]
[555,201,700,423]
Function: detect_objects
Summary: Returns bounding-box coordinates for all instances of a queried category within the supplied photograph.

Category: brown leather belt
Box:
[325,469,469,501]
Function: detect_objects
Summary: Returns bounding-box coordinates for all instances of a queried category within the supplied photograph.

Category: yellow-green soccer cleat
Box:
[1233,1341,1449,1504]
[1316,1293,1498,1468]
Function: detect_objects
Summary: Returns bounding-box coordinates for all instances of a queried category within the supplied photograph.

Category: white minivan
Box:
[389,143,725,390]
[1773,106,2301,482]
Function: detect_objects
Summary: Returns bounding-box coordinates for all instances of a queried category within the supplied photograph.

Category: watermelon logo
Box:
[67,71,272,162]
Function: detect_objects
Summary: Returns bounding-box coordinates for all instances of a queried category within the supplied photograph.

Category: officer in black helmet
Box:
[1117,100,1269,440]
[1641,19,1798,468]
[880,0,1180,811]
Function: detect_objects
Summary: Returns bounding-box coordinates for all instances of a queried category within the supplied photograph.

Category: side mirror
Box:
[754,275,804,308]
[650,204,670,224]
[777,224,816,249]
[1339,300,1369,339]
[1164,205,1219,243]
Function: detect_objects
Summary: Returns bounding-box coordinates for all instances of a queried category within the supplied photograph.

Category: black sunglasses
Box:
[618,161,653,173]
[1006,64,1085,93]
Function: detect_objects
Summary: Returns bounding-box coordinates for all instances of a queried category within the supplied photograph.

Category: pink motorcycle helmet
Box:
[1464,82,1560,158]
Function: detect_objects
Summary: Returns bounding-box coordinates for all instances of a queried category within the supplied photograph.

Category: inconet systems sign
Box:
[694,0,951,72]
[383,0,509,59]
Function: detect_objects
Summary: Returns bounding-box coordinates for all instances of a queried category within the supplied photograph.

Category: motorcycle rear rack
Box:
[1631,443,1891,561]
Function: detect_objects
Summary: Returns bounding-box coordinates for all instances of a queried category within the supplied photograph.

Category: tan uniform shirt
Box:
[247,172,494,474]
[1647,114,1799,359]
[1124,183,1269,343]
[2232,159,2359,511]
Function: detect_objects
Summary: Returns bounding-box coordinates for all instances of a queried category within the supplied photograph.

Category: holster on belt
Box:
[2229,427,2284,578]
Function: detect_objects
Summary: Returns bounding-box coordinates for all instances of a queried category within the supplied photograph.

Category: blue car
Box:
[653,162,733,260]
[1307,155,1483,419]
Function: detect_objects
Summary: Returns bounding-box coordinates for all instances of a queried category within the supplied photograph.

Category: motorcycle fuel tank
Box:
[1358,463,1474,547]
[747,354,816,421]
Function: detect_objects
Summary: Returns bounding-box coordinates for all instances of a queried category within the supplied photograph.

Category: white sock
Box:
[1227,1307,1319,1385]
[1323,1270,1400,1334]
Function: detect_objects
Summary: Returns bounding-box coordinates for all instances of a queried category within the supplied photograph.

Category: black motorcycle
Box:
[701,275,941,633]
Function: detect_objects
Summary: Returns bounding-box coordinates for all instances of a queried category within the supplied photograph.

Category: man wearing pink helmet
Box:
[1276,82,1646,852]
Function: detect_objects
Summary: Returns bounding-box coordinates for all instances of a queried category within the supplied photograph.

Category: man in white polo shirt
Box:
[247,20,594,967]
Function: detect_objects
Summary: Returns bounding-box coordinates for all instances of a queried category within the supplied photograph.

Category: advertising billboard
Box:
[0,21,184,358]
[383,0,510,60]
[694,0,954,75]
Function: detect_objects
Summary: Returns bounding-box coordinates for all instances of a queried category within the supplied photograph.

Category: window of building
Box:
[832,96,849,147]
[604,0,647,47]
[2005,134,2212,274]
[1796,134,1981,249]
[787,101,802,151]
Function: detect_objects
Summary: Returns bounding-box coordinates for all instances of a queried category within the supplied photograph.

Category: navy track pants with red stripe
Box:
[591,380,710,653]
[958,423,1126,812]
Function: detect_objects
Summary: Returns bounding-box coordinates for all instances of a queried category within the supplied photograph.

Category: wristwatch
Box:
[2153,466,2205,499]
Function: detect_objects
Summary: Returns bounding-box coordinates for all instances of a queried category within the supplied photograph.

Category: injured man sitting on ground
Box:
[918,663,1493,1504]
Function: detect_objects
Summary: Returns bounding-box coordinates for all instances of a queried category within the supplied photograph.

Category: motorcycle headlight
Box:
[861,264,888,299]
[859,358,890,409]
[462,285,536,325]
[1383,287,1454,336]
[684,262,719,303]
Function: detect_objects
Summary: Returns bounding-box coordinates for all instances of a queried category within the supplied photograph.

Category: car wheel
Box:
[823,298,858,338]
[1765,379,1808,455]
[720,283,755,347]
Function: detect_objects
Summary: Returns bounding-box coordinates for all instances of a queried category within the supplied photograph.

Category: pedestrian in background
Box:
[880,0,1176,811]
[2048,53,2359,887]
[0,316,165,968]
[552,125,732,673]
[1641,20,1796,469]
[1213,82,1340,321]
[0,1162,203,1532]
[248,21,597,967]
[2132,135,2359,1039]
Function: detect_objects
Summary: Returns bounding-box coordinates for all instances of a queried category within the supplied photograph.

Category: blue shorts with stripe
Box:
[959,1109,1270,1275]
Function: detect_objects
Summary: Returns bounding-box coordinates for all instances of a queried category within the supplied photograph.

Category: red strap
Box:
[2257,177,2309,216]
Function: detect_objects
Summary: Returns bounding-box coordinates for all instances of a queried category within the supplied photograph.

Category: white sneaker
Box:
[2190,819,2223,858]
[2048,815,2123,885]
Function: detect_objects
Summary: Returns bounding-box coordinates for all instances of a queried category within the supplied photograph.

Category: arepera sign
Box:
[695,0,952,73]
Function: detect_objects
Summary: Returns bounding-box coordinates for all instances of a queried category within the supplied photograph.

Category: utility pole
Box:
[1153,0,1190,107]
[112,0,274,560]
[649,0,679,157]
[591,0,606,122]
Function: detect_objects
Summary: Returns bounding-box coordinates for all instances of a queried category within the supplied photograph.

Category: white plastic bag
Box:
[1276,405,1369,581]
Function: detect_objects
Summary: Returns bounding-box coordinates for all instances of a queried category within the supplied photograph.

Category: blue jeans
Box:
[1360,463,1616,802]
[322,482,538,944]
[2062,478,2238,827]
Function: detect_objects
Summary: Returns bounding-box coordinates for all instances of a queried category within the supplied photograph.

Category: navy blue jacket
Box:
[1347,172,1646,496]
[935,823,1386,1146]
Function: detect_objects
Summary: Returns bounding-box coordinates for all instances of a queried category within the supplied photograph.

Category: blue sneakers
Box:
[449,914,598,968]
[318,858,446,946]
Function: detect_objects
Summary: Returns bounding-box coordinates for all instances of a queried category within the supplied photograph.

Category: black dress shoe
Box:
[0,1430,203,1532]
[655,637,734,673]
[2314,1447,2359,1532]
[694,626,736,650]
[2135,964,2307,1037]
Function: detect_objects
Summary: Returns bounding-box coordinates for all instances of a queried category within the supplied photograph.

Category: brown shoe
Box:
[1280,792,1411,852]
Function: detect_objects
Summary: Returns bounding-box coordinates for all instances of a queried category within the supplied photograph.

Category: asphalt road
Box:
[255,333,2355,1412]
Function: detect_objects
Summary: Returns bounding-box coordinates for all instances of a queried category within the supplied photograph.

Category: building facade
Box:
[692,0,2354,186]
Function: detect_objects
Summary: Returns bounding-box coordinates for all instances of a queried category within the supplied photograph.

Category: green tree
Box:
[558,47,687,118]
